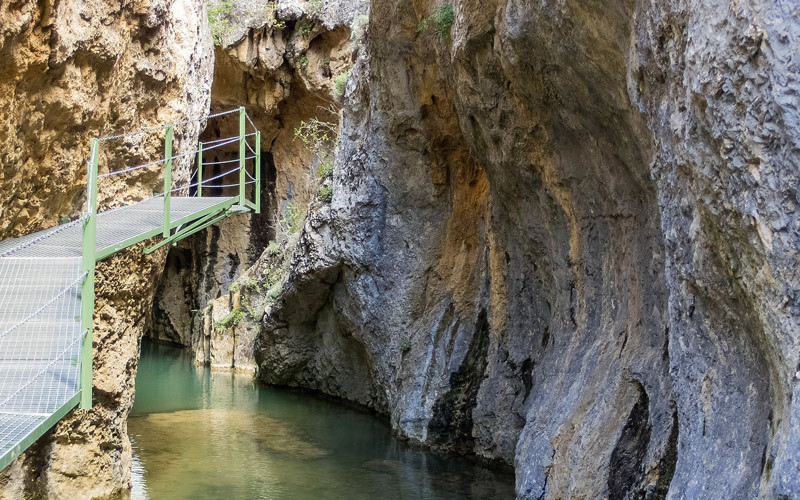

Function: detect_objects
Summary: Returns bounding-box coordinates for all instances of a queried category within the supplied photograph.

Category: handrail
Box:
[80,138,98,410]
[76,107,261,410]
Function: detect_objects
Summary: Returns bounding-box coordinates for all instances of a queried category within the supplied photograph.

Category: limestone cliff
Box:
[234,0,800,498]
[0,0,212,497]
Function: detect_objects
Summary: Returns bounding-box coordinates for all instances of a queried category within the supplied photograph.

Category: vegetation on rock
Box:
[417,4,454,40]
[334,70,350,97]
[208,0,234,45]
[214,308,242,332]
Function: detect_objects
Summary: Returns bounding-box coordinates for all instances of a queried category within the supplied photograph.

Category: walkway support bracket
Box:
[80,138,99,410]
[144,208,229,255]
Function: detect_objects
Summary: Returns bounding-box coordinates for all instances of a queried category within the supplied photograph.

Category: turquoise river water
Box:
[128,341,515,499]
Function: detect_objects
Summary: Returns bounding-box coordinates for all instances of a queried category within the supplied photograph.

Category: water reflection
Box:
[129,341,515,499]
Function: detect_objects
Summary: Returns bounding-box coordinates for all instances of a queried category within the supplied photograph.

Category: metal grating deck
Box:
[0,196,236,466]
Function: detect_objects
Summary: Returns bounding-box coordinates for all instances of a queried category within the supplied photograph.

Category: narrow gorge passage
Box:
[0,0,798,498]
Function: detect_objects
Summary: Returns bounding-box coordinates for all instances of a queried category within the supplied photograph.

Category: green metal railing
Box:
[78,106,261,409]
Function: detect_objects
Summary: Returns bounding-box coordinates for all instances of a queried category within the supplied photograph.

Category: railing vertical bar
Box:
[80,138,99,410]
[239,107,246,205]
[255,130,261,214]
[197,141,203,198]
[163,125,173,237]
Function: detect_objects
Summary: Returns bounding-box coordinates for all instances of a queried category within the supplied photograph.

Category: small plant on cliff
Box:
[417,4,454,40]
[266,1,286,29]
[295,118,336,147]
[400,337,413,354]
[299,19,313,36]
[266,283,283,304]
[307,0,324,16]
[351,14,369,49]
[432,4,455,39]
[300,53,309,69]
[334,70,350,97]
[282,202,306,234]
[318,158,333,179]
[214,308,242,332]
[208,0,234,45]
[294,117,338,176]
[317,185,333,203]
[266,240,281,255]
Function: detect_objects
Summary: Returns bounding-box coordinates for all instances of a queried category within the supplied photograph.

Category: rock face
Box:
[0,0,212,497]
[242,0,800,498]
[149,0,367,370]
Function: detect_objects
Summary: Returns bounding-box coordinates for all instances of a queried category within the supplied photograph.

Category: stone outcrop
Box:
[0,0,212,497]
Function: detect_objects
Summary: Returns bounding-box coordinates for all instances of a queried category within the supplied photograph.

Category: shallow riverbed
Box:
[128,340,515,499]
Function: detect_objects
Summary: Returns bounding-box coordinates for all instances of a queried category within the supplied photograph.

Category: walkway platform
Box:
[0,197,237,468]
[0,105,262,472]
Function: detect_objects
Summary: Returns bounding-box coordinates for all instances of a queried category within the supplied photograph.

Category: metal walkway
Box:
[0,108,261,470]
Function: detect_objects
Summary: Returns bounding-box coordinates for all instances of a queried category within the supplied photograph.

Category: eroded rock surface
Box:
[241,0,800,498]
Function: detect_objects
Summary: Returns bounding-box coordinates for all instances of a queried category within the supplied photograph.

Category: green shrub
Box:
[214,308,242,332]
[334,70,350,97]
[282,202,306,234]
[318,158,333,179]
[307,0,324,16]
[322,56,330,67]
[299,20,313,36]
[400,338,412,354]
[266,240,281,255]
[300,53,309,69]
[417,4,454,40]
[318,185,333,203]
[266,283,283,303]
[432,4,455,39]
[208,0,234,45]
[266,1,285,29]
[295,118,336,150]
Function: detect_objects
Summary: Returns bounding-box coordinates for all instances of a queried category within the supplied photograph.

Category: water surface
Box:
[129,341,515,499]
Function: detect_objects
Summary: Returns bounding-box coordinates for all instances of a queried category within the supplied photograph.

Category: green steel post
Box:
[255,130,261,214]
[80,138,99,410]
[163,125,173,237]
[239,106,246,205]
[197,141,203,198]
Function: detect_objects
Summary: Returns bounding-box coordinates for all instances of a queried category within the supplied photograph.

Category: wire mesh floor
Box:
[0,196,236,466]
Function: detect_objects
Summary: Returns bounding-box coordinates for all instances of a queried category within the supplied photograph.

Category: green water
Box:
[129,341,515,499]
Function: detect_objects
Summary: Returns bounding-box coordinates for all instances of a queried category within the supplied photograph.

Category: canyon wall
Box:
[237,0,800,498]
[0,0,212,497]
[1,0,797,498]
